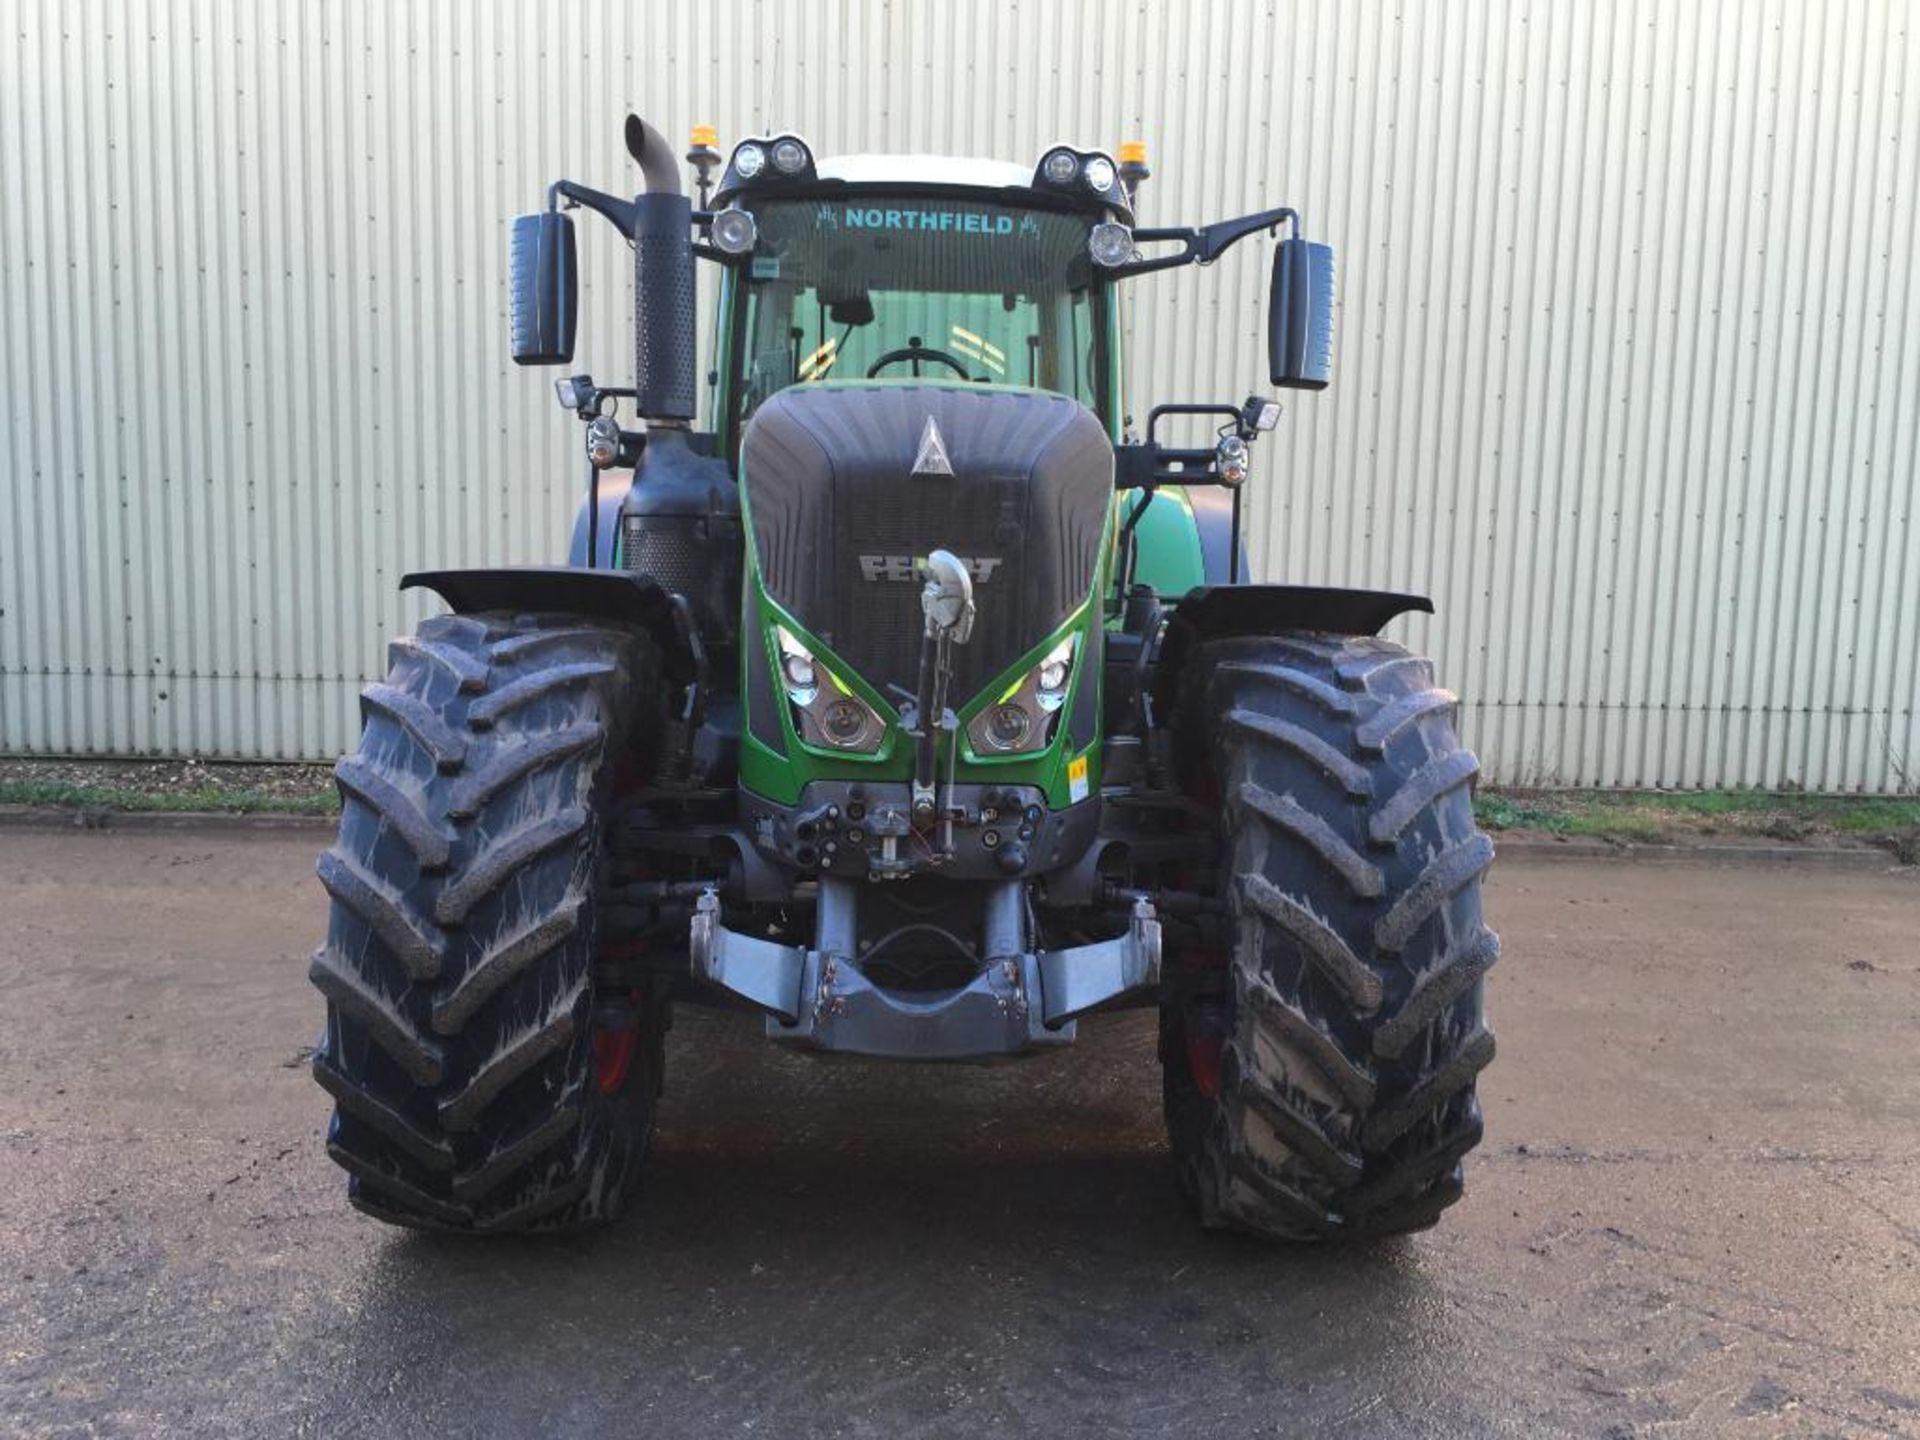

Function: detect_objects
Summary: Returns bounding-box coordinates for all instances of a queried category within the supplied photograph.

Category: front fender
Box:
[400,567,694,683]
[1150,584,1433,713]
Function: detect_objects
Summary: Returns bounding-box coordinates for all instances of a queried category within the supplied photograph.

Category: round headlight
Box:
[584,415,621,470]
[1088,222,1134,268]
[1083,155,1117,192]
[821,698,873,748]
[732,143,766,179]
[1215,433,1251,488]
[710,206,758,255]
[771,137,809,174]
[981,702,1033,751]
[781,650,815,690]
[1036,636,1074,708]
[1041,148,1080,186]
[776,627,817,702]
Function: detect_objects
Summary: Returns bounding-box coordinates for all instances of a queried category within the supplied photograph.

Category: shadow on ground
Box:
[330,1013,1471,1437]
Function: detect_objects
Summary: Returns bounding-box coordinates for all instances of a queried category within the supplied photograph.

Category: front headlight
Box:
[776,626,817,704]
[731,142,766,179]
[770,137,811,174]
[774,626,885,753]
[710,206,759,255]
[819,697,880,750]
[1088,222,1134,269]
[1041,148,1080,186]
[1214,433,1251,487]
[968,634,1080,755]
[1035,635,1075,711]
[977,702,1034,752]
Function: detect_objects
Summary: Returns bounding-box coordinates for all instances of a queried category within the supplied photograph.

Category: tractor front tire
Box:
[1164,633,1498,1241]
[309,611,666,1232]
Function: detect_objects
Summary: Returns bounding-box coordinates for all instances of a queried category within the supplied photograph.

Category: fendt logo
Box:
[859,555,1004,584]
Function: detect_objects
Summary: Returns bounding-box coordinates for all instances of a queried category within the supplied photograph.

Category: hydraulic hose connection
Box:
[911,550,976,828]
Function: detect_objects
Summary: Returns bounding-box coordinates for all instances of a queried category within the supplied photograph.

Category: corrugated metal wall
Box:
[3,0,1916,789]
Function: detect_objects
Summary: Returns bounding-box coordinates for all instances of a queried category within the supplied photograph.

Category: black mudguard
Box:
[1150,583,1433,714]
[401,567,695,682]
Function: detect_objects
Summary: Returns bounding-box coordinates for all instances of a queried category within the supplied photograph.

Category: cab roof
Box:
[815,154,1035,190]
[713,140,1134,225]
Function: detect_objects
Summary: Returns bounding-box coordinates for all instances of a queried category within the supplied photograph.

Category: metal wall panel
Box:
[2,0,1915,789]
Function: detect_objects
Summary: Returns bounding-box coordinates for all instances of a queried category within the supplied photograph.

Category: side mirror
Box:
[828,294,875,327]
[508,211,578,365]
[1268,237,1335,390]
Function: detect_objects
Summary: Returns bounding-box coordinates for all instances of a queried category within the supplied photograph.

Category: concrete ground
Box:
[0,827,1916,1439]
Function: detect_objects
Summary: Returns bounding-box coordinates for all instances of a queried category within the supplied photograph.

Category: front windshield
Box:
[732,196,1107,428]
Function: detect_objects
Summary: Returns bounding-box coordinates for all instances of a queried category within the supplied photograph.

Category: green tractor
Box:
[309,116,1497,1239]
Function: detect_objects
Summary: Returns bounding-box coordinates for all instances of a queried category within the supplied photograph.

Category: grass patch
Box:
[1475,786,1920,856]
[3,761,1915,860]
[0,778,338,816]
[1473,794,1567,833]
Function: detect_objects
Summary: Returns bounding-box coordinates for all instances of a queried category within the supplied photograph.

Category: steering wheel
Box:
[866,337,972,381]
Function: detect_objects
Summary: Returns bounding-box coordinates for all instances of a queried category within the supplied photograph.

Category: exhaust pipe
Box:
[624,114,682,196]
[624,113,696,424]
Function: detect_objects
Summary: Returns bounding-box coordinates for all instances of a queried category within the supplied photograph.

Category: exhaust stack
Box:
[624,114,697,424]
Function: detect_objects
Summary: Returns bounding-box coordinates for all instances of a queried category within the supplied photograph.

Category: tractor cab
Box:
[704,148,1127,445]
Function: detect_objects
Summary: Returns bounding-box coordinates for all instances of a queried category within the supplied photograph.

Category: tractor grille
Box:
[741,384,1111,703]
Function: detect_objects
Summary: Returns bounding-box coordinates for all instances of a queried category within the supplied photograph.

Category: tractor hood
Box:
[741,382,1112,707]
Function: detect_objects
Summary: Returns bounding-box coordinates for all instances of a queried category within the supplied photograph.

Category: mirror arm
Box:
[1110,206,1300,279]
[549,180,639,238]
[1109,233,1200,280]
[1191,206,1299,261]
[1147,402,1244,444]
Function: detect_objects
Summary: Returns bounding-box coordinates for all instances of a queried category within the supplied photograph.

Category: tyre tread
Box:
[1215,660,1358,717]
[1239,873,1383,1011]
[1225,709,1373,797]
[1355,688,1456,751]
[448,725,603,821]
[433,808,589,926]
[390,635,491,693]
[430,899,583,1036]
[437,977,585,1131]
[310,613,665,1234]
[1375,834,1497,953]
[1164,633,1498,1244]
[469,660,617,729]
[360,683,468,771]
[307,946,444,1085]
[315,848,443,980]
[1361,1027,1496,1148]
[333,757,452,870]
[1236,781,1383,899]
[1368,749,1480,846]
